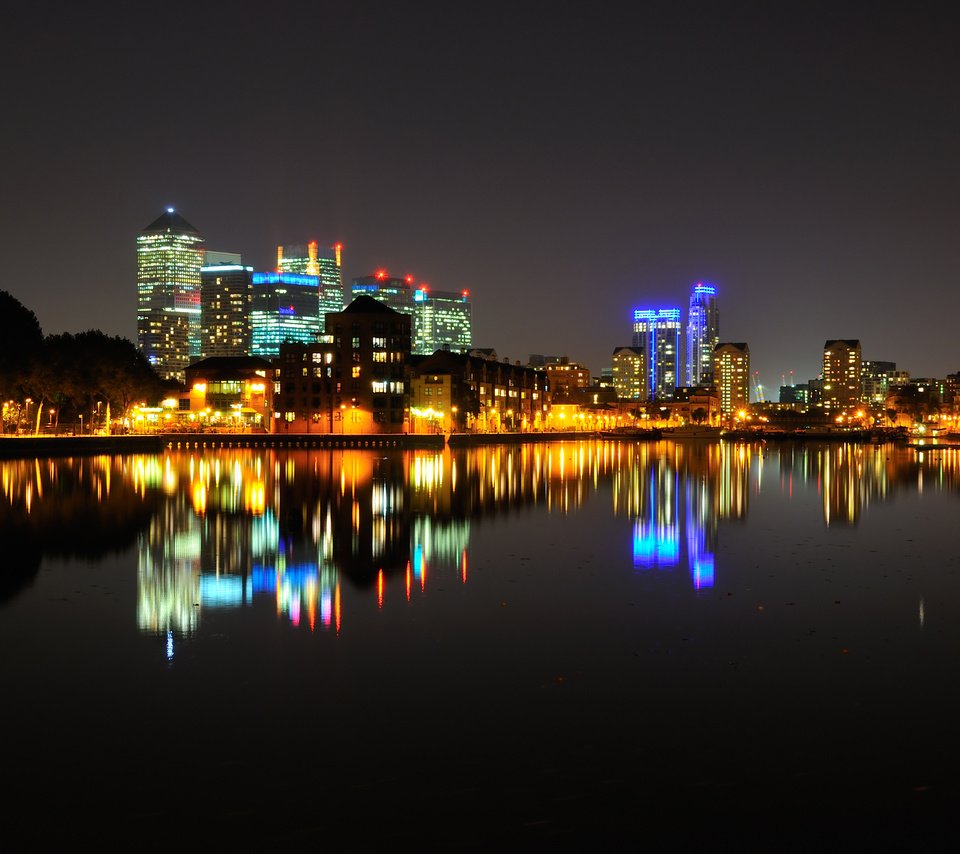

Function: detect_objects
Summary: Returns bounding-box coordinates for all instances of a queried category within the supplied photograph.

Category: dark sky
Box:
[2,0,958,387]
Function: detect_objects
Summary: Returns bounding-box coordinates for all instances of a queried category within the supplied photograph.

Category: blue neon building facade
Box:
[632,307,681,400]
[686,283,719,387]
[250,272,322,358]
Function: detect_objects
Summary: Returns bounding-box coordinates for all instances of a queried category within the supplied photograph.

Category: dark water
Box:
[2,440,959,849]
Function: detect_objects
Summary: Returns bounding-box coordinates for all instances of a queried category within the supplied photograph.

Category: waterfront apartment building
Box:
[200,254,253,358]
[713,342,750,415]
[277,241,344,322]
[632,308,681,400]
[543,357,591,399]
[136,208,204,381]
[685,282,719,387]
[412,286,472,355]
[611,346,646,400]
[409,349,549,433]
[250,272,322,359]
[271,295,411,433]
[822,339,862,412]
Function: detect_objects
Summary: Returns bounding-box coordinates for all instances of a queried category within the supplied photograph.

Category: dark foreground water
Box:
[2,439,959,849]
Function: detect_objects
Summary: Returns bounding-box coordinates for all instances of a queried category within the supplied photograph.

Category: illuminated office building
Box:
[611,346,646,400]
[350,271,415,316]
[861,360,896,406]
[200,253,253,358]
[714,342,750,415]
[250,272,322,359]
[632,307,681,400]
[136,208,204,381]
[412,286,472,355]
[277,241,344,322]
[822,339,862,412]
[686,282,719,387]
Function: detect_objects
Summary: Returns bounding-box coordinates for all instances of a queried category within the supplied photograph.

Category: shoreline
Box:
[0,428,916,460]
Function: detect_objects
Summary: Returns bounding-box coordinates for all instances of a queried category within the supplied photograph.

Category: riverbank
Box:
[0,427,913,459]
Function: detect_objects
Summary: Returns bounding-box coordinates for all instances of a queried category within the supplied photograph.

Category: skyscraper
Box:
[714,342,750,415]
[686,282,719,387]
[822,339,862,412]
[136,208,204,381]
[412,286,472,354]
[249,272,322,358]
[350,271,415,316]
[632,308,681,400]
[277,241,344,323]
[200,254,253,358]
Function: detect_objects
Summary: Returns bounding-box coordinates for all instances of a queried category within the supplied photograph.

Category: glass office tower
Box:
[686,282,719,387]
[412,287,472,354]
[136,208,204,381]
[632,307,681,400]
[250,272,322,358]
[277,241,344,324]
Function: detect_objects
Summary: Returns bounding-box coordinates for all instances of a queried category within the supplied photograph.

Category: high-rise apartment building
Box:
[136,208,205,381]
[686,282,719,387]
[277,241,344,322]
[611,347,646,400]
[822,339,862,412]
[412,286,472,355]
[250,272,322,359]
[632,307,681,400]
[713,342,750,415]
[200,252,253,358]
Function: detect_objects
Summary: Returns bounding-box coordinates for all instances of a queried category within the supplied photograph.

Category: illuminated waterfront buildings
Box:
[686,283,719,387]
[272,294,411,433]
[277,241,344,323]
[713,342,750,415]
[136,208,204,381]
[250,272,322,359]
[632,308,681,400]
[200,253,253,358]
[862,360,897,406]
[412,286,472,355]
[822,339,862,412]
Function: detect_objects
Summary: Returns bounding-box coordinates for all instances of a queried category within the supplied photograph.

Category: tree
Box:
[0,290,44,405]
[691,407,707,424]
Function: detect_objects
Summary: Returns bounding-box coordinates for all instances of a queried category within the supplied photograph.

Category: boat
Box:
[661,425,724,441]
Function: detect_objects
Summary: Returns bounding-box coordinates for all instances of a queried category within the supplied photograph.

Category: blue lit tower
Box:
[632,307,681,400]
[249,272,322,358]
[686,282,719,387]
[136,208,204,381]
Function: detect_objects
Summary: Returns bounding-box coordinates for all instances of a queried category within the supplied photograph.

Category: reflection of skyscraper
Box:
[136,208,205,381]
[632,308,681,400]
[686,283,719,387]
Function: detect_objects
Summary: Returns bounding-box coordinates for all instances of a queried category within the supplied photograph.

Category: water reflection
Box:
[3,441,960,642]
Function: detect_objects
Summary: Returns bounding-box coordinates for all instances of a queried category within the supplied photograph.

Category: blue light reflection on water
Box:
[2,441,960,845]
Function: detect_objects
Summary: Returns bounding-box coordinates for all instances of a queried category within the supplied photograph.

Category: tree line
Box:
[0,290,168,433]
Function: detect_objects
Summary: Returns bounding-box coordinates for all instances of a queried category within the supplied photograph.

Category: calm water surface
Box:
[2,440,959,849]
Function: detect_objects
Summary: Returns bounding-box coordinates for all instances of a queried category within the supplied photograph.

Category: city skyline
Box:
[2,2,959,385]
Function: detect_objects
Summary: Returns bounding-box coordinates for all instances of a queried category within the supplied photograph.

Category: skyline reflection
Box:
[3,441,960,644]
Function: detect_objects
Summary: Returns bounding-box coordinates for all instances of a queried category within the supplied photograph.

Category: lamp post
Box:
[79,414,83,435]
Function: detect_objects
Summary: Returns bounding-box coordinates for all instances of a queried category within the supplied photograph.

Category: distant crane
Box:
[752,371,766,403]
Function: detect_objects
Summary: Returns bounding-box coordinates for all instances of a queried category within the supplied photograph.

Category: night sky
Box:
[3,0,958,388]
